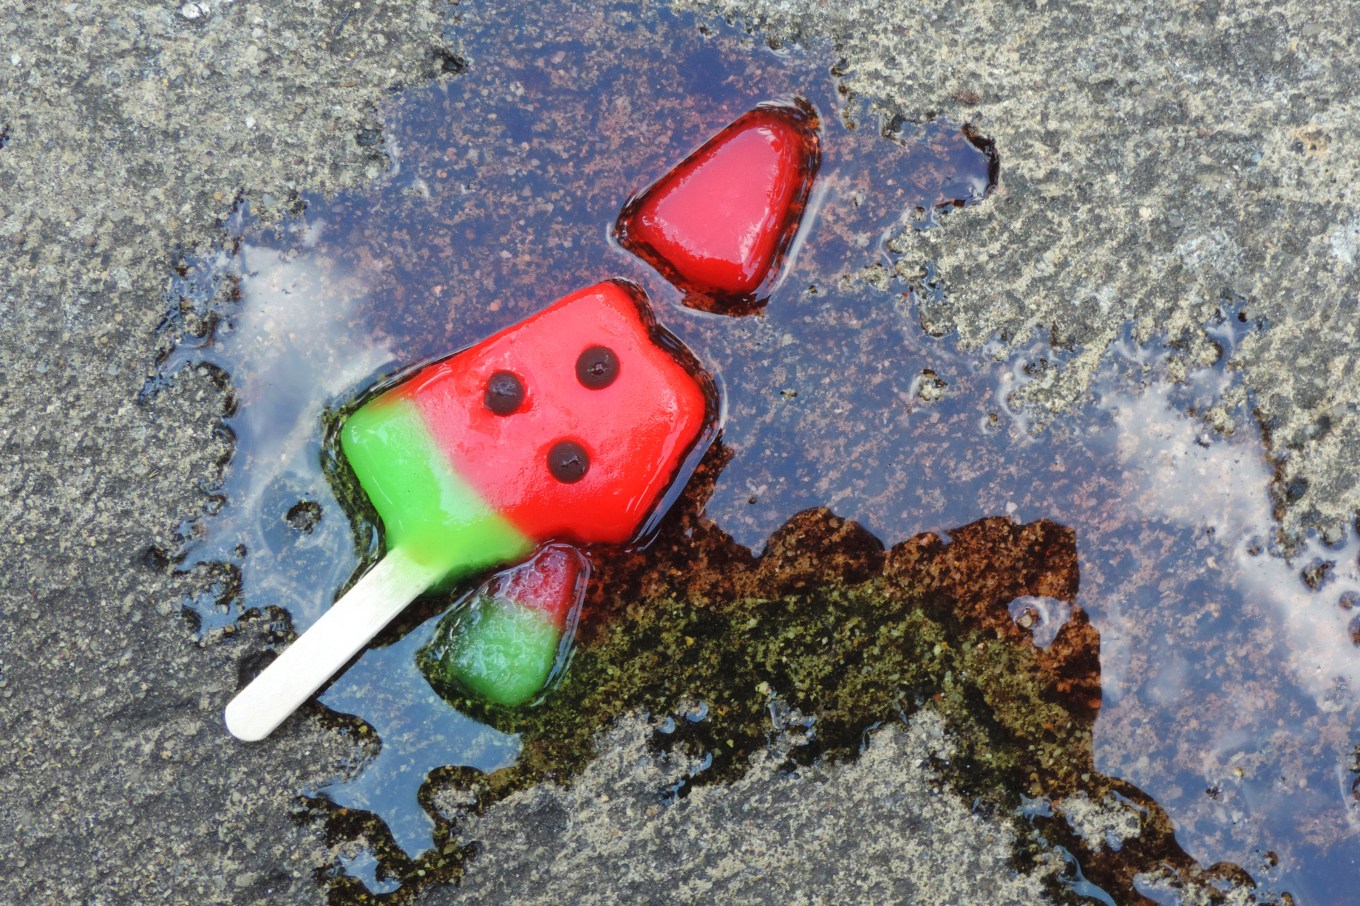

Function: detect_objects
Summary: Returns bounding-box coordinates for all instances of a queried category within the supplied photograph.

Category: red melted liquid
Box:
[615,100,821,314]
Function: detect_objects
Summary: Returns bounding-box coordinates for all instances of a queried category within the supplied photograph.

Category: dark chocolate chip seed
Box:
[576,345,619,389]
[484,371,525,415]
[548,440,589,483]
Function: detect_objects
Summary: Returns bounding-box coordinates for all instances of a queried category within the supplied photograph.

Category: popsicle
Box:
[615,100,821,309]
[225,280,715,740]
[420,544,588,707]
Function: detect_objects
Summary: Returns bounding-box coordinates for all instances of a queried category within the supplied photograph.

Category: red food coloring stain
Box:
[615,100,821,314]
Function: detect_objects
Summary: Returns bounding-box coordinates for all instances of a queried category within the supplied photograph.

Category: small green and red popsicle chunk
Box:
[225,280,714,740]
[421,544,588,707]
[615,100,821,310]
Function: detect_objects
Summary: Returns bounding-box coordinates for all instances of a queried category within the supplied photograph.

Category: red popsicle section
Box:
[615,100,821,307]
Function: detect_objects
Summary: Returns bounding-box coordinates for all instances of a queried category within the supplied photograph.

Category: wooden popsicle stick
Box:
[224,546,444,741]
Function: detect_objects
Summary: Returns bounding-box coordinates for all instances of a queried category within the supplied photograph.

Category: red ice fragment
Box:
[615,100,821,310]
[492,543,587,633]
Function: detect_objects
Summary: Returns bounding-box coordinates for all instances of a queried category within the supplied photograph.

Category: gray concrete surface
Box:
[695,0,1360,542]
[0,2,453,901]
[443,711,1065,905]
[2,0,1357,903]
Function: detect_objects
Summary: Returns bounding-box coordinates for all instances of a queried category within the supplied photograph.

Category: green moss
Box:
[433,571,1087,809]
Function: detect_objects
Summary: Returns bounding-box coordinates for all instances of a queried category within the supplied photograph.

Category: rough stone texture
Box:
[0,1,453,902]
[1060,791,1145,855]
[689,0,1360,540]
[439,710,1064,906]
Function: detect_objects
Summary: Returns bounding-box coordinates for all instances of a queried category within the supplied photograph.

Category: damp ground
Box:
[5,1,1360,905]
[141,2,1360,904]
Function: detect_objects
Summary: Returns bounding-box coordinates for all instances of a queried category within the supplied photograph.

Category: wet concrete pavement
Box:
[3,0,1358,903]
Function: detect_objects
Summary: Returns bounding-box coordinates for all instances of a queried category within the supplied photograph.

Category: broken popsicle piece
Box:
[615,100,821,311]
[225,281,715,740]
[420,544,589,708]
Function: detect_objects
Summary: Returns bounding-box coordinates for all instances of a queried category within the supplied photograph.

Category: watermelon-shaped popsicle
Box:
[225,281,715,740]
[615,100,821,311]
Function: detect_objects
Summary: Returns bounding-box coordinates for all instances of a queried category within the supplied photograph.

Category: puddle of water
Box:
[312,611,520,857]
[144,0,1359,902]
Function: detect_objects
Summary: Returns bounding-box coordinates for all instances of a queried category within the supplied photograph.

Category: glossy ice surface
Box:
[440,605,560,707]
[340,396,531,575]
[491,543,588,633]
[421,545,588,707]
[341,281,713,575]
[616,102,820,302]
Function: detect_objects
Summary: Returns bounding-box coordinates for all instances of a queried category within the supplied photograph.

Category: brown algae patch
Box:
[483,513,1094,803]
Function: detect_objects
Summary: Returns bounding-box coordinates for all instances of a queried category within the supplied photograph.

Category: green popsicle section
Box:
[427,599,562,707]
[340,395,532,580]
